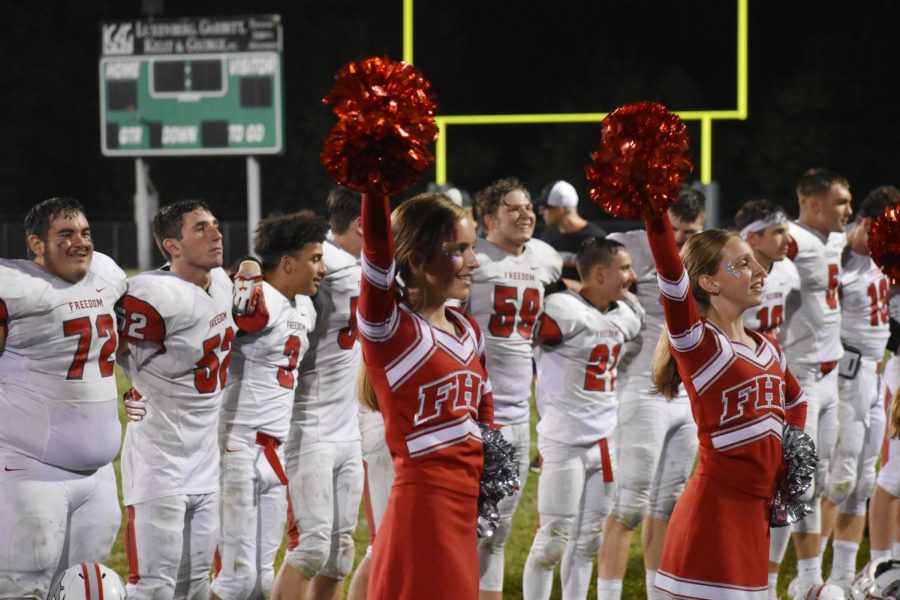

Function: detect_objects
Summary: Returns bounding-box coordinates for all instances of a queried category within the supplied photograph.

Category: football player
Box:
[0,198,126,598]
[468,178,562,599]
[597,189,706,599]
[212,212,327,600]
[117,200,236,600]
[522,238,641,599]
[771,169,852,597]
[736,200,800,340]
[820,187,898,590]
[274,189,366,600]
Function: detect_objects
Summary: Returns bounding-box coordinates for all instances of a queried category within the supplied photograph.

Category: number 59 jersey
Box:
[534,291,642,445]
[469,238,562,425]
[0,253,126,471]
[116,267,235,505]
[741,259,800,335]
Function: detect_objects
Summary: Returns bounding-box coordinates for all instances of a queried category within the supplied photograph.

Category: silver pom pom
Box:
[477,424,521,538]
[770,423,817,527]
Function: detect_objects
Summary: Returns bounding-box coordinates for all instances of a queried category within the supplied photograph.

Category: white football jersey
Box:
[117,267,235,504]
[781,222,845,364]
[742,259,800,334]
[469,237,562,424]
[840,249,890,359]
[221,281,315,442]
[292,240,363,442]
[606,230,665,384]
[0,253,125,471]
[535,291,642,445]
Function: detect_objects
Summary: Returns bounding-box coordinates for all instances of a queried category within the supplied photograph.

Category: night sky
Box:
[1,0,898,260]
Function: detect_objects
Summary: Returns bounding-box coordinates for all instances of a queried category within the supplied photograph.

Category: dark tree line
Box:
[1,1,897,232]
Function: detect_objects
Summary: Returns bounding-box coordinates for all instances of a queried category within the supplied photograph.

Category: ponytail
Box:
[358,367,379,412]
[651,326,683,400]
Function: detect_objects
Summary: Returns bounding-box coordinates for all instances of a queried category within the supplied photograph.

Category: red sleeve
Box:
[0,298,8,342]
[357,193,400,343]
[782,365,807,429]
[533,312,563,347]
[786,237,798,261]
[644,214,704,353]
[116,294,167,350]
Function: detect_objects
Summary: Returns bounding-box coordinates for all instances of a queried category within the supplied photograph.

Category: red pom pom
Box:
[868,203,900,283]
[584,102,693,219]
[321,57,438,195]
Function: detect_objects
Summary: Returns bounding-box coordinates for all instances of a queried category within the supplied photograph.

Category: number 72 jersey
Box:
[0,253,126,471]
[116,267,235,505]
[469,238,562,424]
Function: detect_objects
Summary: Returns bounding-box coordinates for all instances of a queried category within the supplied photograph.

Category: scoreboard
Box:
[99,15,284,156]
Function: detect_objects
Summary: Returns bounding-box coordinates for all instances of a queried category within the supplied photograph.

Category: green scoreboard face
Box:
[100,16,284,156]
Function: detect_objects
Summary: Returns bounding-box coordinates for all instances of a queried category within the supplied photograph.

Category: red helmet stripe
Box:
[94,563,104,600]
[80,563,91,600]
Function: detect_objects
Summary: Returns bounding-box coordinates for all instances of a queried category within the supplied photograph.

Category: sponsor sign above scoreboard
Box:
[99,15,284,156]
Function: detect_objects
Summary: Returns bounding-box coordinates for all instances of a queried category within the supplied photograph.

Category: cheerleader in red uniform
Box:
[646,212,807,599]
[358,192,493,600]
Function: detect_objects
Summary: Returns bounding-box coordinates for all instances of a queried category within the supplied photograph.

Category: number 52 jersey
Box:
[116,267,235,505]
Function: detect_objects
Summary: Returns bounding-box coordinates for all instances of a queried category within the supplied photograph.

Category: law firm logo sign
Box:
[102,23,134,55]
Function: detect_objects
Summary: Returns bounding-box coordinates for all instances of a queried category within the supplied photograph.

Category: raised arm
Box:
[644,213,703,353]
[357,193,399,343]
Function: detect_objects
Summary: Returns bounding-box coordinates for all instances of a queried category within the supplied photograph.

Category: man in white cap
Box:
[539,180,607,290]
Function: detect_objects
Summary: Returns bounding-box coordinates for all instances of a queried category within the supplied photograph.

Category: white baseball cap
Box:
[544,180,578,209]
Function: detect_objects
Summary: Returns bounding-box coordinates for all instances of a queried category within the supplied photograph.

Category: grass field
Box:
[104,365,872,599]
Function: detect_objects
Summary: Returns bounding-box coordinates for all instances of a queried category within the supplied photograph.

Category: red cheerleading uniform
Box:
[358,194,494,600]
[644,215,807,600]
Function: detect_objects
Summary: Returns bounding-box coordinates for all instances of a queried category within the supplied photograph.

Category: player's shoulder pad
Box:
[0,258,48,305]
[323,240,359,275]
[526,237,564,278]
[123,270,192,323]
[611,294,644,340]
[210,267,233,295]
[293,293,317,332]
[89,252,127,295]
[543,290,585,328]
[473,237,503,261]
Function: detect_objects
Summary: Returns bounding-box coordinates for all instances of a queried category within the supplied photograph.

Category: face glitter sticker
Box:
[724,260,741,278]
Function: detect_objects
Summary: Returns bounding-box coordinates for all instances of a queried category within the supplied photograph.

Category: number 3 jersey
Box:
[116,267,235,505]
[0,253,126,471]
[221,281,315,443]
[469,238,562,425]
[534,290,642,446]
[781,222,846,365]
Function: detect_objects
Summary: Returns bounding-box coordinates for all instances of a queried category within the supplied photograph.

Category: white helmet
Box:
[801,582,848,599]
[850,558,900,599]
[48,563,127,600]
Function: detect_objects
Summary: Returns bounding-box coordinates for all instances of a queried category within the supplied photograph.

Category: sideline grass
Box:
[106,365,873,599]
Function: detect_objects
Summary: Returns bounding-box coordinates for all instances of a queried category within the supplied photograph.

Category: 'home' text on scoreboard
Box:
[99,15,284,156]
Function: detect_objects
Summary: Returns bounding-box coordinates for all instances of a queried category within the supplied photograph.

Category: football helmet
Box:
[48,563,127,600]
[801,582,848,599]
[850,558,900,599]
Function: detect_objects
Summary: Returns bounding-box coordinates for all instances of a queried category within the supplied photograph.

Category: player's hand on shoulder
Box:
[232,259,269,333]
[123,387,147,422]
